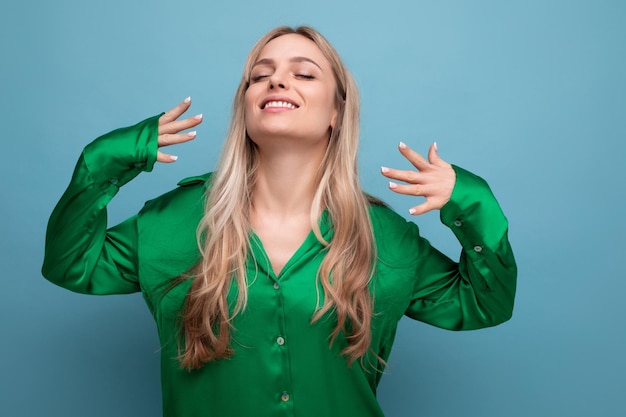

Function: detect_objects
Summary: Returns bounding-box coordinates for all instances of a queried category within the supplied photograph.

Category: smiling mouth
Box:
[262,101,299,110]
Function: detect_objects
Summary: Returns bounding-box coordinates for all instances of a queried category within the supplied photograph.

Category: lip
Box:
[260,95,300,110]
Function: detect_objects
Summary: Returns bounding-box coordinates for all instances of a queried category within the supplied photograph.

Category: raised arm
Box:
[42,99,202,294]
[381,142,517,329]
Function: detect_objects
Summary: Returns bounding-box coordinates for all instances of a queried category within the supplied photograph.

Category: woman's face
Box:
[244,34,338,148]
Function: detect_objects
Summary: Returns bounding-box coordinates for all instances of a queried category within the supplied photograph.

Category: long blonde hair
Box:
[179,26,377,370]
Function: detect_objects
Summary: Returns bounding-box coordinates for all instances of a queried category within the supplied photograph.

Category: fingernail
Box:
[184,96,191,103]
[170,155,178,162]
[188,131,197,137]
[194,114,203,120]
[409,208,416,215]
[388,181,398,189]
[399,142,407,149]
[381,166,390,173]
[434,141,438,151]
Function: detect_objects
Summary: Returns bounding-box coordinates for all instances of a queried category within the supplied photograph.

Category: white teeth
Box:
[263,101,297,109]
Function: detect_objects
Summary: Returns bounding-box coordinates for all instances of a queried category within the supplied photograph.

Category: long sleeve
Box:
[41,114,161,294]
[403,165,517,330]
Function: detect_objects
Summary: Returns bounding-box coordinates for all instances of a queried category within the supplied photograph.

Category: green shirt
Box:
[42,115,517,417]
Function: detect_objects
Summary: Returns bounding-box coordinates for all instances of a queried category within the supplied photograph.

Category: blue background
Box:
[1,1,625,416]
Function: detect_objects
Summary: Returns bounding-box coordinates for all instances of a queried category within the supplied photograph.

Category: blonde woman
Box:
[43,26,516,417]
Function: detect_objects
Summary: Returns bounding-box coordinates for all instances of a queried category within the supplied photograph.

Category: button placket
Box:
[273,277,293,411]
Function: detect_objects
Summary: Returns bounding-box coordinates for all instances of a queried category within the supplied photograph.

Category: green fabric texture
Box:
[43,115,517,417]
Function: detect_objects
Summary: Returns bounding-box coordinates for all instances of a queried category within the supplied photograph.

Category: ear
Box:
[330,104,340,129]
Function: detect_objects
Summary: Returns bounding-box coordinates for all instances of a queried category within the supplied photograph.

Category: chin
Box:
[247,124,298,142]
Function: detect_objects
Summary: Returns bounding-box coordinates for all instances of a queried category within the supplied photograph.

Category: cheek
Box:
[243,90,257,126]
[319,88,339,122]
[243,90,254,112]
[306,85,335,114]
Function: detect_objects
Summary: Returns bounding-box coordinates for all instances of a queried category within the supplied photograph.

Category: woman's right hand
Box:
[157,97,203,163]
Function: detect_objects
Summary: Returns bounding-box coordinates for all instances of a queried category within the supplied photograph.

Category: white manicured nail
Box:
[399,142,407,149]
[170,155,178,161]
[434,141,438,151]
[388,181,398,189]
[188,131,197,137]
[194,114,203,120]
[381,166,390,173]
[184,96,191,103]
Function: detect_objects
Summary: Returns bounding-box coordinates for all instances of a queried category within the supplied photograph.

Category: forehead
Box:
[256,34,329,68]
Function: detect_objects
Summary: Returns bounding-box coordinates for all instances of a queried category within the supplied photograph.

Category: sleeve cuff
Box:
[82,113,162,191]
[440,165,509,253]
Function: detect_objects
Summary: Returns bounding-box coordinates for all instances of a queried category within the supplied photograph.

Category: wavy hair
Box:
[178,26,377,370]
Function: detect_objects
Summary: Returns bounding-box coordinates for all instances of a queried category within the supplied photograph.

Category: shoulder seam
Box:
[177,172,212,187]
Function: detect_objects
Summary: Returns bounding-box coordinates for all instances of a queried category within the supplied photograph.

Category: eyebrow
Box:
[252,56,323,71]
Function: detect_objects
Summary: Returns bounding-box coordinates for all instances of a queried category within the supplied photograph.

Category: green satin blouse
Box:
[42,114,517,417]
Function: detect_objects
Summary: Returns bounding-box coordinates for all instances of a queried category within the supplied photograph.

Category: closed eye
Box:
[296,74,315,80]
[251,74,270,82]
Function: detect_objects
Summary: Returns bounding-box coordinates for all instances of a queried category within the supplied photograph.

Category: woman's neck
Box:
[251,144,326,217]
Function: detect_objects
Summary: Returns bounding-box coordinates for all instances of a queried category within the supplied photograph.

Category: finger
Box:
[158,131,197,147]
[159,97,192,125]
[428,142,450,167]
[387,181,433,197]
[398,142,430,171]
[159,114,203,135]
[408,202,433,216]
[380,166,424,184]
[428,142,438,163]
[156,150,179,163]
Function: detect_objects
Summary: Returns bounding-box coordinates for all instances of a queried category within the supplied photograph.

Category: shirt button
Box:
[454,219,462,227]
[473,245,483,253]
[109,178,119,185]
[273,282,280,290]
[281,392,290,402]
[276,336,285,346]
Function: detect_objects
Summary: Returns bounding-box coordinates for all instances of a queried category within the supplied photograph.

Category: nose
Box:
[268,70,289,90]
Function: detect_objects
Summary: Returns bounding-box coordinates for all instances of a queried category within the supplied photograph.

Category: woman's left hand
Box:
[381,142,456,215]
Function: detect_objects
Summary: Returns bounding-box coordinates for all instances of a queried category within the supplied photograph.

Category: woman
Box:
[43,26,516,417]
